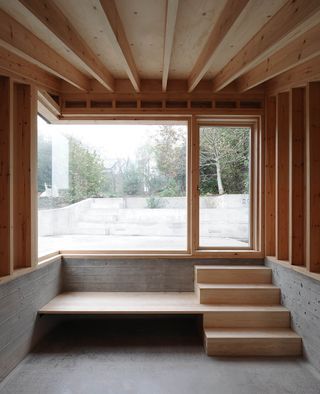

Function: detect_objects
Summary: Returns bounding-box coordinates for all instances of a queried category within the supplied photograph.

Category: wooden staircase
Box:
[195,266,302,356]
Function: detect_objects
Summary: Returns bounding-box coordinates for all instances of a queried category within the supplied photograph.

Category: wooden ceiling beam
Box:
[237,24,320,92]
[0,9,88,91]
[187,0,249,92]
[266,55,320,95]
[99,0,140,92]
[18,0,115,91]
[212,0,320,92]
[162,0,179,92]
[0,46,61,93]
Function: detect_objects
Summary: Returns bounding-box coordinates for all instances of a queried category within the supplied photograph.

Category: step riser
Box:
[199,288,280,305]
[196,269,272,284]
[203,312,290,328]
[205,338,302,356]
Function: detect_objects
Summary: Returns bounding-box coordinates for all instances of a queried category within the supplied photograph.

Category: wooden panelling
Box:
[276,92,289,261]
[306,82,320,272]
[13,84,37,269]
[265,96,276,256]
[289,88,305,266]
[0,76,13,276]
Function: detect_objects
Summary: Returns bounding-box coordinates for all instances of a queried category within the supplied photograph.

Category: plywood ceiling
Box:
[0,0,319,93]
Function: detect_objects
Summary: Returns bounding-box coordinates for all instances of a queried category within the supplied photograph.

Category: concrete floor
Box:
[1,317,320,394]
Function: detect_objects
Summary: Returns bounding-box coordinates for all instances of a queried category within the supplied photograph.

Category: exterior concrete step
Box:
[204,328,302,356]
[203,306,290,328]
[195,265,272,284]
[197,283,280,305]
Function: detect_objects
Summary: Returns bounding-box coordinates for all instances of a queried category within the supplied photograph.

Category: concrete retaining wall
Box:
[265,258,320,372]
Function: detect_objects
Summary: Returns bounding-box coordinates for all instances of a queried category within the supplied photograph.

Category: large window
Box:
[199,126,251,248]
[38,118,188,256]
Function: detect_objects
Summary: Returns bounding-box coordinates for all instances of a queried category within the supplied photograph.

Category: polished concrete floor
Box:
[1,317,320,394]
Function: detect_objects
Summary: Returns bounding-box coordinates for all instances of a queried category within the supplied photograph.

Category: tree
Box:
[200,127,250,195]
[152,125,186,196]
[67,137,106,203]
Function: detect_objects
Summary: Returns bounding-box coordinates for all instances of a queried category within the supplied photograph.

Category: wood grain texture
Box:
[265,96,276,256]
[162,0,179,92]
[0,9,89,91]
[266,55,320,95]
[276,92,289,261]
[18,0,114,91]
[12,84,37,269]
[0,76,13,276]
[306,82,320,272]
[213,0,320,91]
[188,0,249,92]
[237,23,320,92]
[0,47,61,93]
[99,0,140,92]
[289,87,305,266]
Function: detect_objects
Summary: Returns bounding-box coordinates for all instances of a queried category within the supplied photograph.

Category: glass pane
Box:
[199,126,251,247]
[37,117,188,256]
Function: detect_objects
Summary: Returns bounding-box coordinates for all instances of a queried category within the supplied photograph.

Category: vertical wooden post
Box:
[306,82,320,272]
[0,76,13,276]
[13,83,38,269]
[191,115,199,252]
[276,92,289,261]
[265,96,276,256]
[289,87,305,266]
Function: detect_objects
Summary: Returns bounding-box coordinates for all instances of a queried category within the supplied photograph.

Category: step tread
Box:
[197,283,277,289]
[205,328,300,339]
[195,265,269,270]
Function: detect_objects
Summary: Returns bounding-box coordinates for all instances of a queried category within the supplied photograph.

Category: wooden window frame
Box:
[36,114,264,262]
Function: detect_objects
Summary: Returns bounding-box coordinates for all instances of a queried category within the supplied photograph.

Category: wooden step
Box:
[195,265,272,284]
[197,284,280,305]
[204,328,302,356]
[203,307,290,328]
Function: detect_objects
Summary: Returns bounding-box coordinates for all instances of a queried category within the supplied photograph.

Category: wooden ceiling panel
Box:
[54,0,127,79]
[205,0,287,78]
[115,0,166,79]
[169,0,225,79]
[0,0,91,77]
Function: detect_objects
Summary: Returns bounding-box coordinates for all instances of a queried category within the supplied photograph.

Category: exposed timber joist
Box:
[212,0,320,92]
[18,0,114,91]
[238,24,320,92]
[266,55,320,95]
[0,46,61,93]
[188,0,249,92]
[99,0,140,92]
[0,9,88,91]
[162,0,179,92]
[38,90,61,122]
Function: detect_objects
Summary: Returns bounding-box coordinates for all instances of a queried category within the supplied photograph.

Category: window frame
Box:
[37,114,264,261]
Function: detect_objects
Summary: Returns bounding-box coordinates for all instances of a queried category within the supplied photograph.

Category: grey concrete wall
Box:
[265,258,320,372]
[0,258,63,382]
[62,258,264,292]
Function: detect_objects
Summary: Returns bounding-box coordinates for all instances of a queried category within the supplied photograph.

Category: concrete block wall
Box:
[0,258,63,381]
[265,258,320,372]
